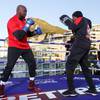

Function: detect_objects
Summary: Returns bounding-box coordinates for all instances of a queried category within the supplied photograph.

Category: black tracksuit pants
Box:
[66,38,96,91]
[1,47,36,82]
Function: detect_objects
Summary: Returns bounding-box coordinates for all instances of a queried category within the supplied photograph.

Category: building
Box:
[90,25,100,50]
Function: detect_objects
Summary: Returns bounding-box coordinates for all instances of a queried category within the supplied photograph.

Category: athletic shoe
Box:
[62,90,78,96]
[0,85,5,98]
[85,89,97,96]
[28,80,41,93]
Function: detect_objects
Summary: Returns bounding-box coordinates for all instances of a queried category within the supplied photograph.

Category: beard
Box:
[19,15,25,20]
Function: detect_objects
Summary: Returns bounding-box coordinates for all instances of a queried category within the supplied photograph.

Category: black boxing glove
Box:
[60,15,73,27]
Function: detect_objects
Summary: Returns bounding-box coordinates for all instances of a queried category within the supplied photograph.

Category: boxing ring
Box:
[0,39,100,100]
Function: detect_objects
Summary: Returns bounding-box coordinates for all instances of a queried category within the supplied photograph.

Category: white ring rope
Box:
[0,39,100,75]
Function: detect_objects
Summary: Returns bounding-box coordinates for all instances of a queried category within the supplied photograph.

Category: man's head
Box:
[16,5,27,20]
[72,11,83,21]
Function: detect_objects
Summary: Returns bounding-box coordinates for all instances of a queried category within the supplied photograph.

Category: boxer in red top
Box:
[0,5,41,97]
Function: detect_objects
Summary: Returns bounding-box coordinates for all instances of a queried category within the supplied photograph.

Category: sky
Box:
[0,0,100,39]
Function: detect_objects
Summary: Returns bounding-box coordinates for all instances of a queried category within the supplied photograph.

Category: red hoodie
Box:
[7,15,30,49]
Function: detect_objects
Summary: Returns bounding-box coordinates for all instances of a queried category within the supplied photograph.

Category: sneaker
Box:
[62,90,78,96]
[85,89,97,96]
[28,80,41,93]
[0,85,5,98]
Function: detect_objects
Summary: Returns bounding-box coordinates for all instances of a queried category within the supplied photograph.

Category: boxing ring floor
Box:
[1,75,100,100]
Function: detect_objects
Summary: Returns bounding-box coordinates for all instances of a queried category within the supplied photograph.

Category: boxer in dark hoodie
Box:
[60,11,97,96]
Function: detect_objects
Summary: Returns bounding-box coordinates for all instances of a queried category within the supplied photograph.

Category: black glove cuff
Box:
[27,31,36,37]
[13,30,26,40]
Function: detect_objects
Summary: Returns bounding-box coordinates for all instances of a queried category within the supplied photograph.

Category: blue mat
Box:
[2,75,100,100]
